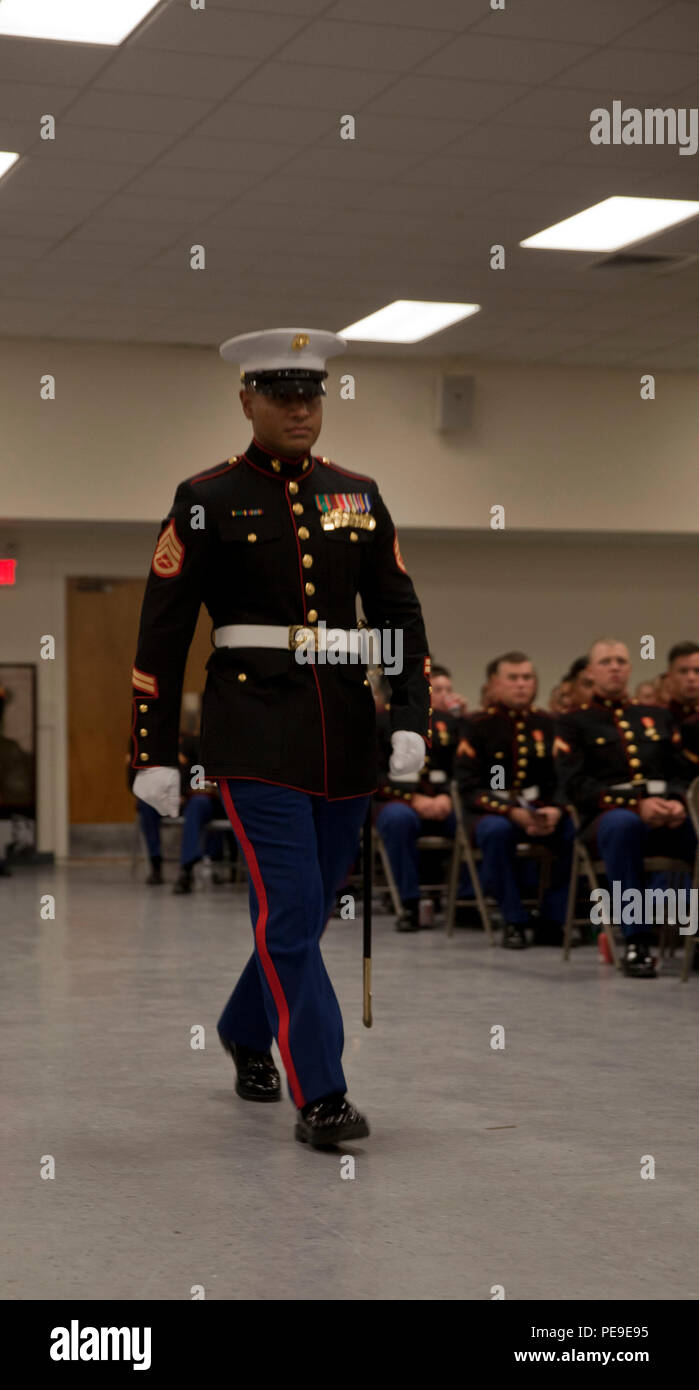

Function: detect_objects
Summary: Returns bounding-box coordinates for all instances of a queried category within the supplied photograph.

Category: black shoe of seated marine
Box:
[295,1095,370,1148]
[218,1033,281,1102]
[502,923,528,949]
[172,866,193,894]
[396,899,420,932]
[622,939,657,978]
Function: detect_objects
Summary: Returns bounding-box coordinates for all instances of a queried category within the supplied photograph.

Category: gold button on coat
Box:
[271,459,281,472]
[349,531,358,541]
[302,554,313,568]
[292,503,303,515]
[288,481,299,495]
[247,532,257,543]
[139,728,148,736]
[140,752,149,762]
[307,609,318,622]
[629,758,640,767]
[305,581,315,595]
[298,526,309,539]
[139,703,148,712]
[238,672,247,682]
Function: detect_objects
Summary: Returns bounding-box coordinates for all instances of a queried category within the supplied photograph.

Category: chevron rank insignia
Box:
[553,736,571,756]
[152,518,184,577]
[132,667,159,696]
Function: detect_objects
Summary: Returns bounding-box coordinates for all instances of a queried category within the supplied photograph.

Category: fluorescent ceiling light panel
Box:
[0,0,162,44]
[520,196,699,253]
[0,152,20,180]
[341,300,480,343]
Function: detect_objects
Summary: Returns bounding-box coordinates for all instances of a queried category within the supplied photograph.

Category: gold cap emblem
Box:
[291,333,310,351]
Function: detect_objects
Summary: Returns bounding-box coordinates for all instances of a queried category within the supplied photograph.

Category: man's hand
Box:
[412,792,452,821]
[638,797,681,828]
[389,730,425,779]
[132,767,181,818]
[508,807,538,833]
[527,805,562,836]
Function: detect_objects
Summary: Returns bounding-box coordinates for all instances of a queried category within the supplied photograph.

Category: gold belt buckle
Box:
[289,624,317,650]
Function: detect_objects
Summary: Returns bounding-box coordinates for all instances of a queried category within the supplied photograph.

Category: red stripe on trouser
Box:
[219,781,306,1108]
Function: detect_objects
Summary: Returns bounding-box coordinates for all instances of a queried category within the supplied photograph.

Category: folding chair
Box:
[445,780,555,943]
[562,782,699,979]
[372,820,462,924]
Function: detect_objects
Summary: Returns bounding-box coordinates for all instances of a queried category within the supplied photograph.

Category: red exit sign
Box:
[0,559,16,584]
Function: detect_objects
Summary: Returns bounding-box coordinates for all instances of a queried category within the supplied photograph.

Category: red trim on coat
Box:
[323,459,374,483]
[218,780,306,1109]
[188,458,241,484]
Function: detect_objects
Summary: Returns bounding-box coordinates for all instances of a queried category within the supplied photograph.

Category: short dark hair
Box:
[565,656,590,681]
[431,664,451,680]
[668,641,699,666]
[485,651,530,680]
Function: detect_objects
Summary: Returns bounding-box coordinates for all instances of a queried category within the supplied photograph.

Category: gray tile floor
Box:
[3,862,699,1301]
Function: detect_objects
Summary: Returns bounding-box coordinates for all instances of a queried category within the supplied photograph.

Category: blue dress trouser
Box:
[136,795,224,863]
[474,812,575,925]
[216,779,370,1109]
[375,802,473,901]
[593,809,697,937]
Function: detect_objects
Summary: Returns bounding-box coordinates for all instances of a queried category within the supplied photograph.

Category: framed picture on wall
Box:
[0,663,37,860]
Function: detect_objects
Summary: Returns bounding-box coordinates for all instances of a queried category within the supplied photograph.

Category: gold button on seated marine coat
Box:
[247,532,257,543]
[292,503,303,515]
[140,752,149,762]
[139,703,148,712]
[349,531,358,541]
[288,481,299,495]
[627,744,638,753]
[298,526,309,539]
[302,554,313,568]
[307,609,318,622]
[629,758,641,767]
[139,728,148,736]
[305,581,315,595]
[238,672,247,682]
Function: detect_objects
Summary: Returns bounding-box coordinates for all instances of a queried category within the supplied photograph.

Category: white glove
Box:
[389,730,426,781]
[133,767,181,818]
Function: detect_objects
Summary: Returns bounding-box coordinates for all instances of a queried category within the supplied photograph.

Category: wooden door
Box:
[67,577,212,822]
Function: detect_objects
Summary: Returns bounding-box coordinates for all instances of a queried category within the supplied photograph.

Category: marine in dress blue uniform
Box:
[130,328,431,1146]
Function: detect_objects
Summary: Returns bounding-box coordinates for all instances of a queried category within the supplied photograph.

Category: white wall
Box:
[3,334,699,533]
[2,521,696,858]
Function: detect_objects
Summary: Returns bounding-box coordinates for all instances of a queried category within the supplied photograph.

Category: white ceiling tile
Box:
[93,50,255,99]
[4,158,142,193]
[95,191,226,222]
[621,3,699,51]
[136,5,310,56]
[0,185,109,217]
[325,0,487,27]
[194,102,337,144]
[209,0,333,11]
[243,174,384,209]
[314,112,474,153]
[0,211,84,238]
[275,19,451,70]
[488,85,647,130]
[418,34,594,83]
[29,126,175,163]
[392,156,543,190]
[124,165,260,198]
[0,82,80,120]
[160,135,295,173]
[61,90,214,134]
[0,36,108,84]
[445,124,581,161]
[224,61,396,108]
[472,0,669,45]
[549,46,699,92]
[275,145,418,181]
[71,218,179,246]
[366,76,529,120]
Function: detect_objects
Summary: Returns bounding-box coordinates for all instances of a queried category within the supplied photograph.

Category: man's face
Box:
[240,386,323,457]
[571,667,595,706]
[431,675,453,713]
[589,642,631,697]
[491,661,536,710]
[670,653,699,703]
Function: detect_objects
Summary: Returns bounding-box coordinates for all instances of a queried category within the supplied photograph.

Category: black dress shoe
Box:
[146,865,163,884]
[173,867,193,894]
[623,939,657,978]
[396,899,420,932]
[218,1033,281,1101]
[295,1095,370,1148]
[0,861,12,877]
[502,923,528,949]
